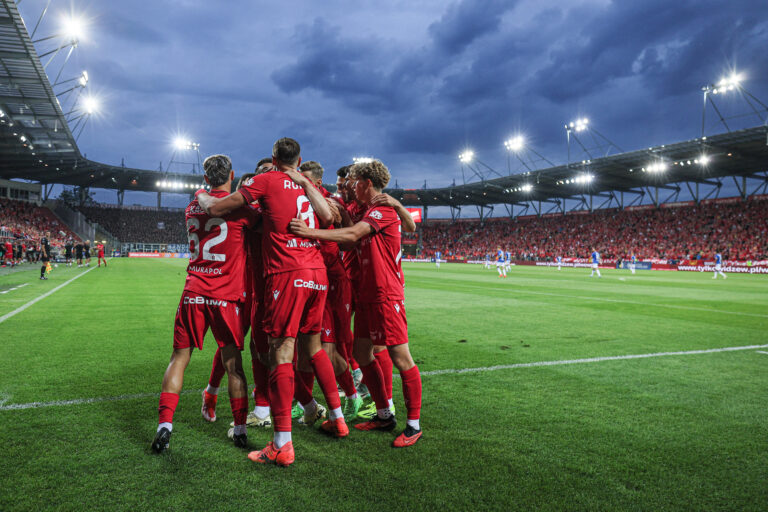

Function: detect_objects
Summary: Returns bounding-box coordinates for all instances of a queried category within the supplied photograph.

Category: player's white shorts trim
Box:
[591,263,598,269]
[715,264,722,271]
[496,261,504,267]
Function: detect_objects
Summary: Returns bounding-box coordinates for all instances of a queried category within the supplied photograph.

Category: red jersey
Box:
[342,201,364,283]
[97,244,104,253]
[244,203,264,301]
[238,170,324,276]
[184,189,257,302]
[357,205,405,303]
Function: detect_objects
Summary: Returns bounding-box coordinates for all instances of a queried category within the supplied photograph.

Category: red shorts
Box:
[98,251,104,258]
[353,300,408,346]
[173,290,245,350]
[262,268,327,339]
[250,298,269,353]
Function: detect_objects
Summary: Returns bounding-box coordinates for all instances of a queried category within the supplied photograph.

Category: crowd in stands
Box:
[78,205,187,244]
[0,197,81,252]
[420,199,768,262]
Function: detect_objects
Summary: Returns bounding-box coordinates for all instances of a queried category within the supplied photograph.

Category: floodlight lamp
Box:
[699,155,710,165]
[521,183,533,192]
[61,16,85,42]
[459,150,474,164]
[504,136,525,152]
[352,157,374,164]
[82,96,99,114]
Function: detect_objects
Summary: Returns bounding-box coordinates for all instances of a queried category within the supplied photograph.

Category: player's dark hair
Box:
[272,138,301,166]
[203,154,232,186]
[300,160,324,181]
[236,173,256,191]
[256,157,272,168]
[336,165,350,178]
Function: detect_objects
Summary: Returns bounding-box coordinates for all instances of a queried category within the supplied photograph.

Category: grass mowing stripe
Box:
[0,266,97,324]
[418,278,768,319]
[756,351,768,355]
[3,343,765,412]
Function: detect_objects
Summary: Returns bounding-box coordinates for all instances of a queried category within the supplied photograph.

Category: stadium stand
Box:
[0,197,81,248]
[420,197,768,262]
[77,205,186,244]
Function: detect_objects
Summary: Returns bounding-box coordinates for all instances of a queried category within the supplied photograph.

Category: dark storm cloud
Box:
[16,0,768,201]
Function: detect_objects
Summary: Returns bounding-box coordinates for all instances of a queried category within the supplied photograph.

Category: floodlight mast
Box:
[700,72,768,137]
[167,137,204,175]
[503,135,555,174]
[457,150,502,184]
[564,117,622,168]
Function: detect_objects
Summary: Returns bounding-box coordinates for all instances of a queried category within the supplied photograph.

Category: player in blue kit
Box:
[629,252,637,275]
[556,255,562,271]
[504,251,512,273]
[435,251,441,270]
[589,249,601,278]
[484,253,491,270]
[712,252,727,279]
[496,247,507,278]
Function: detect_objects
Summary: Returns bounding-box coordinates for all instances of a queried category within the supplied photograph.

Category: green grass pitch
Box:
[0,260,766,511]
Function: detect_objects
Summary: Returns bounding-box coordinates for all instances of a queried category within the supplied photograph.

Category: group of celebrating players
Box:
[152,138,423,466]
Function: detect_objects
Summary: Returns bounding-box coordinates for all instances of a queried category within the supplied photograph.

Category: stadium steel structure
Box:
[0,0,202,206]
[1,0,767,218]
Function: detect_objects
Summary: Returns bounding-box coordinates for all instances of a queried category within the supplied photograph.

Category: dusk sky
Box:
[18,0,768,208]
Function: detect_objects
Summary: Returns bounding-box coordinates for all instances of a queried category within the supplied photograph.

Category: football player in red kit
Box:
[96,243,107,267]
[151,154,256,453]
[197,138,344,466]
[290,159,423,448]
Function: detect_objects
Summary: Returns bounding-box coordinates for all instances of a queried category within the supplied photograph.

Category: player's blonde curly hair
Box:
[350,160,390,190]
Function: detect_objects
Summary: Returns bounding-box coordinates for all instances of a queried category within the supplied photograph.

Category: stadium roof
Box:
[0,0,202,193]
[0,0,766,206]
[384,126,768,209]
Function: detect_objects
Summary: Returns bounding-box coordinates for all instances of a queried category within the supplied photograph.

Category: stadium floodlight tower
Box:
[564,117,622,168]
[64,95,99,142]
[503,134,555,174]
[457,149,503,184]
[166,137,203,174]
[700,71,768,137]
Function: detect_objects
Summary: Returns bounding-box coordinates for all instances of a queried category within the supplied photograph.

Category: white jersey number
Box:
[296,195,315,229]
[187,217,228,262]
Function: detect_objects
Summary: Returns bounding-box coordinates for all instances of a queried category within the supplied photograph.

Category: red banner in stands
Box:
[661,201,695,208]
[405,208,422,223]
[402,239,418,245]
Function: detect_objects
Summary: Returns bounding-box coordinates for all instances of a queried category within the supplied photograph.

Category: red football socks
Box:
[336,364,357,397]
[229,396,248,426]
[208,348,226,388]
[400,365,422,420]
[374,350,394,400]
[269,363,294,433]
[360,359,388,411]
[251,357,270,407]
[294,370,315,405]
[158,392,180,424]
[310,350,341,410]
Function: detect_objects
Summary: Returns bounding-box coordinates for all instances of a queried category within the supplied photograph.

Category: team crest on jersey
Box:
[394,303,400,313]
[345,304,350,312]
[325,329,331,336]
[369,210,383,220]
[273,290,280,300]
[235,306,239,316]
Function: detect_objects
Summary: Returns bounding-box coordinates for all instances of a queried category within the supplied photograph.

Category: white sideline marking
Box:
[0,283,29,294]
[0,266,97,325]
[756,351,768,355]
[1,343,766,412]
